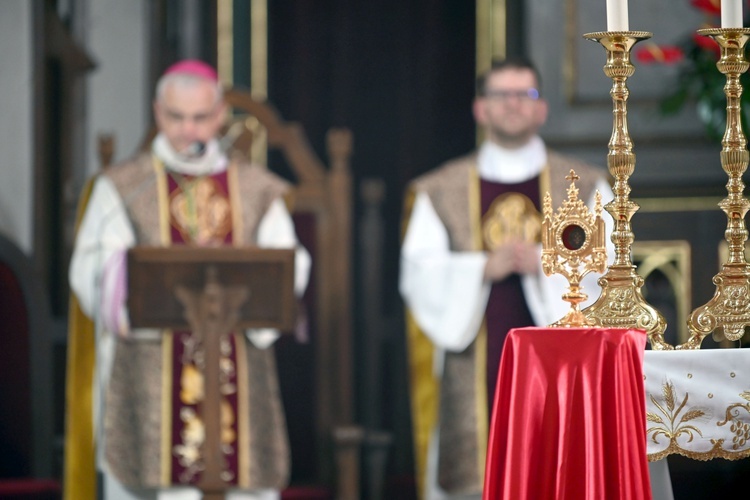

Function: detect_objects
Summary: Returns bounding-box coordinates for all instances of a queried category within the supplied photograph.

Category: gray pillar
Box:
[179,0,202,59]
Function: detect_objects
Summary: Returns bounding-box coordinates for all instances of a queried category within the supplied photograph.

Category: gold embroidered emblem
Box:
[646,380,706,446]
[717,391,750,451]
[221,398,236,445]
[482,192,541,250]
[180,363,204,405]
[173,407,205,481]
[170,175,232,244]
[172,335,239,483]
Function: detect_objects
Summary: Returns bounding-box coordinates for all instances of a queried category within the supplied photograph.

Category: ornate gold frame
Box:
[217,0,234,86]
[217,0,267,96]
[476,0,506,77]
[217,0,269,165]
[476,0,506,145]
[632,240,691,346]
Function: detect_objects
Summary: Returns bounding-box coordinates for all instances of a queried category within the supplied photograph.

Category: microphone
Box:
[180,141,206,160]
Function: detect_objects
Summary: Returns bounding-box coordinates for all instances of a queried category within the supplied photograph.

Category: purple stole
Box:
[165,170,242,485]
[481,176,540,415]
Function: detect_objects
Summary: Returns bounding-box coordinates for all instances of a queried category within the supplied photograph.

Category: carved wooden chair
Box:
[95,87,361,499]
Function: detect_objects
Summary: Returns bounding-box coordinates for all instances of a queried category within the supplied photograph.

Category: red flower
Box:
[635,44,684,64]
[690,0,721,16]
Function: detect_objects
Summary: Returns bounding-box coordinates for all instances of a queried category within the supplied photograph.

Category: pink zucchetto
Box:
[162,59,218,82]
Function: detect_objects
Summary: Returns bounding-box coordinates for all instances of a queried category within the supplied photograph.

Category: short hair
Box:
[476,56,543,97]
[155,71,224,105]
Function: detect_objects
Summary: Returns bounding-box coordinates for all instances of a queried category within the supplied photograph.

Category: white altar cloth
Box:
[644,348,750,461]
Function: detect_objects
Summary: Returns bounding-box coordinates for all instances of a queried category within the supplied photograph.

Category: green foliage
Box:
[661,36,750,142]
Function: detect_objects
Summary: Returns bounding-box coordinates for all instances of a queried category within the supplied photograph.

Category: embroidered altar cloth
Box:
[644,348,750,462]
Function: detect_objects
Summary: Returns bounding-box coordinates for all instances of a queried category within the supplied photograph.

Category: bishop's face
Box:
[153,79,226,155]
[473,68,548,148]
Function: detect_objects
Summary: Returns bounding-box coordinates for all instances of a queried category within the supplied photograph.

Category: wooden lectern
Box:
[127,246,296,500]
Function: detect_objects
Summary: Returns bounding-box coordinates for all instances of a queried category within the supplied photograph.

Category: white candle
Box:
[606,0,629,31]
[721,0,743,28]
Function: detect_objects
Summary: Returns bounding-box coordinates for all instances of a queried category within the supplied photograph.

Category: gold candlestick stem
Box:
[580,31,670,350]
[682,28,750,350]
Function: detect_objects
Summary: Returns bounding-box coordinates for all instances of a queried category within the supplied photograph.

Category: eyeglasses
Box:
[484,88,540,102]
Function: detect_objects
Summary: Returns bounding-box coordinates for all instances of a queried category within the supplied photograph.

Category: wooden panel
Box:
[127,246,295,331]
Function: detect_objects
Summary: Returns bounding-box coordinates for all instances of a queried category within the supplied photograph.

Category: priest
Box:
[67,59,310,500]
[399,56,614,499]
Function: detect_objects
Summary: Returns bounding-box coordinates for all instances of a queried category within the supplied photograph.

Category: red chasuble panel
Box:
[483,327,652,500]
[165,169,240,485]
[480,177,539,415]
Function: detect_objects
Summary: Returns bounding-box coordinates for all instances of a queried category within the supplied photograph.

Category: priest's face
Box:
[153,78,227,155]
[473,67,548,148]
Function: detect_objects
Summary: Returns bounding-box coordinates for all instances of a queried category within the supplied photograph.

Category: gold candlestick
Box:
[580,31,670,350]
[681,28,750,350]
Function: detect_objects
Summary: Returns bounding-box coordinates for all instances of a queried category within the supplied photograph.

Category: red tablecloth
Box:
[483,327,652,500]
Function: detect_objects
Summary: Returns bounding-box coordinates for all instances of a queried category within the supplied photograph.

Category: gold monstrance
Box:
[542,170,607,327]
